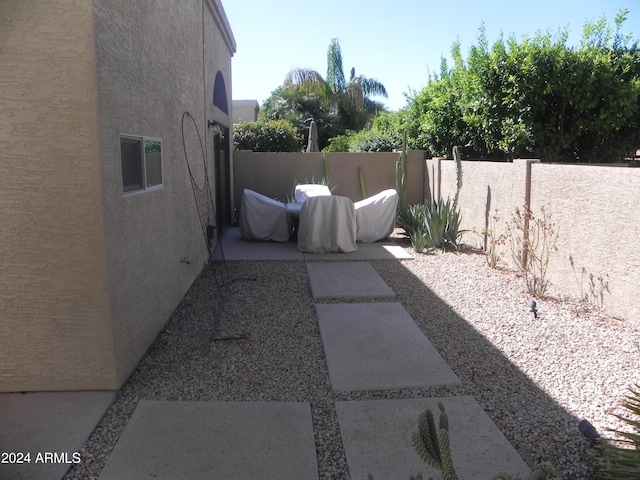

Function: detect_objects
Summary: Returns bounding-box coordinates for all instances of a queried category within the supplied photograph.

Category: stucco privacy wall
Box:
[94,0,235,385]
[0,0,117,391]
[436,159,640,322]
[233,150,425,218]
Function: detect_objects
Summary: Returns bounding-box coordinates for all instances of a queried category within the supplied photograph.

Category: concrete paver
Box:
[306,262,396,299]
[0,391,115,480]
[97,400,319,480]
[304,241,413,261]
[220,227,304,261]
[336,396,531,480]
[6,232,533,480]
[316,302,460,391]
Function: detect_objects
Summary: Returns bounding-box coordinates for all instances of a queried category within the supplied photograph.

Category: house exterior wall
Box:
[93,0,235,385]
[0,0,235,391]
[232,100,259,124]
[0,0,117,391]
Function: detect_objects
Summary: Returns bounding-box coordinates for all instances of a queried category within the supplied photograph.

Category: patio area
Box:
[4,228,637,479]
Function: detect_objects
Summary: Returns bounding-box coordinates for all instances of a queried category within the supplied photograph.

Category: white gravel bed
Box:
[63,238,640,480]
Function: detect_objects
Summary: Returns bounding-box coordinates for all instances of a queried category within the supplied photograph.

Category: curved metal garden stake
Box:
[181,111,255,342]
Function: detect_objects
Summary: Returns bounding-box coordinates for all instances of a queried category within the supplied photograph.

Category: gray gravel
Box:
[63,236,640,480]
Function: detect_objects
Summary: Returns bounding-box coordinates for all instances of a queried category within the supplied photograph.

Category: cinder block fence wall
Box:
[433,158,640,323]
[233,151,638,322]
[233,150,426,212]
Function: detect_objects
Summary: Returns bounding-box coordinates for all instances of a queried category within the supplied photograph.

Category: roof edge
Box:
[205,0,236,55]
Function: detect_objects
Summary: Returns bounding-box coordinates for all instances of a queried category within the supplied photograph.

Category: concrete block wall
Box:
[233,150,425,220]
[434,158,640,323]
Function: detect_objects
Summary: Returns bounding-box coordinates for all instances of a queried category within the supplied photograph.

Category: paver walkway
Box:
[2,229,530,480]
[315,302,460,390]
[98,401,319,480]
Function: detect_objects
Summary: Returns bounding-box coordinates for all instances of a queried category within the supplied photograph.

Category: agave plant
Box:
[423,199,466,251]
[598,384,640,479]
[398,200,467,253]
[397,204,428,253]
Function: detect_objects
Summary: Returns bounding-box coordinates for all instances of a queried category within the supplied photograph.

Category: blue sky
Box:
[222,0,638,111]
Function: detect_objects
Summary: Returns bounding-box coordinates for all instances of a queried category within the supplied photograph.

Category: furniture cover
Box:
[285,202,303,220]
[239,189,291,242]
[297,196,357,253]
[354,189,399,242]
[294,184,332,203]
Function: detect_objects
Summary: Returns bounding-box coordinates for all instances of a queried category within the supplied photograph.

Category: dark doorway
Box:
[213,125,232,233]
[212,70,231,233]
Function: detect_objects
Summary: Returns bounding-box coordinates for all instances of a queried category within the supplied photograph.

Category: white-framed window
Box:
[120,134,163,194]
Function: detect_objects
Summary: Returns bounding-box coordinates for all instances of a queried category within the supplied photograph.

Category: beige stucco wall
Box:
[233,150,425,219]
[0,0,117,391]
[93,0,235,385]
[529,164,640,320]
[0,0,235,392]
[438,159,530,248]
[434,158,640,322]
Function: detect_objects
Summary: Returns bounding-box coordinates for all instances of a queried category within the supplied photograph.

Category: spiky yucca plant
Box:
[397,204,428,252]
[397,200,466,253]
[423,199,465,251]
[599,384,640,479]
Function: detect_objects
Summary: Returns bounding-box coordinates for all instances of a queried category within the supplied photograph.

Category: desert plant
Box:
[481,210,506,268]
[424,199,466,251]
[412,403,459,480]
[358,166,367,199]
[451,145,463,208]
[396,131,409,213]
[505,205,558,296]
[398,200,466,253]
[397,204,428,253]
[598,384,640,479]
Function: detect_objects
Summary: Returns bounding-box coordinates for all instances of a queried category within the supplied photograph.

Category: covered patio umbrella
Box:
[306,119,319,152]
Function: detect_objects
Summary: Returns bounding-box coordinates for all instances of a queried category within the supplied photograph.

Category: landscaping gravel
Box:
[63,235,640,480]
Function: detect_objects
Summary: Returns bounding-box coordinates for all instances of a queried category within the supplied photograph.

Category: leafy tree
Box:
[284,38,387,124]
[399,10,640,162]
[262,38,388,149]
[260,86,339,151]
[233,119,301,152]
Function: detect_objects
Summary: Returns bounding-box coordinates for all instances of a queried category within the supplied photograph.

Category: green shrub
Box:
[598,384,640,479]
[398,200,466,252]
[350,131,398,152]
[323,133,352,152]
[233,119,301,152]
[322,129,399,152]
[398,204,428,253]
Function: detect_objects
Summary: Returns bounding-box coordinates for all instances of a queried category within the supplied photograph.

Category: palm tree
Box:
[283,38,387,129]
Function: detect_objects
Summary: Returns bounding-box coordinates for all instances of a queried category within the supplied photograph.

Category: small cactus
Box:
[412,403,459,480]
[452,146,463,209]
[396,130,408,213]
[358,166,367,199]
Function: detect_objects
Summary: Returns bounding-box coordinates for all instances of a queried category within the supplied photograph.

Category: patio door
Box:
[213,125,232,233]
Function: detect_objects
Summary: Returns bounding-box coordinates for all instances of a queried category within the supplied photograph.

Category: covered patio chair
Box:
[297,195,357,253]
[354,189,399,242]
[293,183,331,203]
[286,183,333,231]
[239,189,291,242]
